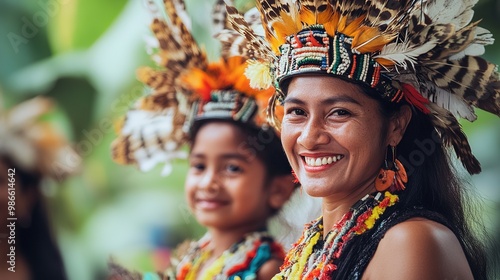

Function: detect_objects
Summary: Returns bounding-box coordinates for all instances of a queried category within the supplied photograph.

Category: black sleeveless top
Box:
[333,206,453,279]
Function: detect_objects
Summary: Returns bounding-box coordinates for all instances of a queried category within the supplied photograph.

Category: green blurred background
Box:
[0,0,498,279]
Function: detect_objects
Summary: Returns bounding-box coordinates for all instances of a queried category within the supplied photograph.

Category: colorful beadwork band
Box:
[276,25,402,102]
[186,90,258,130]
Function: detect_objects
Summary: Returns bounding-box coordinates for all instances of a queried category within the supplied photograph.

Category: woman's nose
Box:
[297,117,330,149]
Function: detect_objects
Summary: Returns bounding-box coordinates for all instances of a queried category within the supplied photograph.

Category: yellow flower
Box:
[245,60,273,90]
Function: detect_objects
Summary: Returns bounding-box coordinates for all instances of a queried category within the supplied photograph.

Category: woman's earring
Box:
[375,146,407,192]
[393,157,407,191]
[376,149,394,191]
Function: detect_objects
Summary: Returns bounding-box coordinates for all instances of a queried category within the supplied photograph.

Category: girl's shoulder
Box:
[364,218,473,280]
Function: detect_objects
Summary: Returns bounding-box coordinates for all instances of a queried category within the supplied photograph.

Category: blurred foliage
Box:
[0,0,499,279]
[49,0,127,53]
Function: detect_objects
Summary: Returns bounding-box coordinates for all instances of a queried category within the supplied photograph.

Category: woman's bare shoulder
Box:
[363,218,474,280]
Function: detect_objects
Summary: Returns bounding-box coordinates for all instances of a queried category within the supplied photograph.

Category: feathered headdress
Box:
[111,0,274,175]
[220,0,500,175]
[0,95,81,180]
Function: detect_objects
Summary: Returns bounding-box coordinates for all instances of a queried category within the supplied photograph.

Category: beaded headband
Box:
[111,0,274,175]
[276,26,401,102]
[220,0,500,175]
[188,90,258,126]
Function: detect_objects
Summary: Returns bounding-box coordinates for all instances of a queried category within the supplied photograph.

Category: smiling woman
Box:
[224,0,500,279]
[281,77,407,202]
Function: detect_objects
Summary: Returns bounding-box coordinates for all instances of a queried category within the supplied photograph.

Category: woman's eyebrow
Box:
[283,95,361,106]
[282,97,306,105]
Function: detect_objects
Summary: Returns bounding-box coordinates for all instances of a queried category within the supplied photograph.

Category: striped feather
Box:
[376,39,437,69]
[449,26,494,60]
[213,0,234,33]
[366,0,417,33]
[426,21,479,61]
[420,81,477,121]
[163,0,191,32]
[256,0,302,49]
[427,103,481,174]
[224,5,275,60]
[216,30,254,59]
[111,107,187,175]
[423,56,500,116]
[299,0,330,17]
[424,0,478,27]
[112,0,206,171]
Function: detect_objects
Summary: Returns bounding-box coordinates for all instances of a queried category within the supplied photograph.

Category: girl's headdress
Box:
[111,0,275,175]
[220,0,500,174]
[0,95,81,180]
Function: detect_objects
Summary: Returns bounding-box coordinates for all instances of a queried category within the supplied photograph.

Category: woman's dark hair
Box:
[2,156,68,280]
[189,119,292,178]
[372,88,490,279]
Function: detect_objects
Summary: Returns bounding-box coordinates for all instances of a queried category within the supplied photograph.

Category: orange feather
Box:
[317,5,335,24]
[300,7,316,25]
[354,29,395,53]
[341,15,365,37]
[375,57,397,67]
[323,12,340,36]
[272,22,292,48]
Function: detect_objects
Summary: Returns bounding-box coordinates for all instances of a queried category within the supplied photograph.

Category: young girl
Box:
[110,0,296,278]
[174,106,294,279]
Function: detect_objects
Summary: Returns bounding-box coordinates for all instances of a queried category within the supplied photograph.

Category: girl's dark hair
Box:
[373,89,490,279]
[2,157,68,280]
[189,119,292,178]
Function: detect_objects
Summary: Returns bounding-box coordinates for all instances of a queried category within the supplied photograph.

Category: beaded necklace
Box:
[273,191,399,280]
[176,231,285,280]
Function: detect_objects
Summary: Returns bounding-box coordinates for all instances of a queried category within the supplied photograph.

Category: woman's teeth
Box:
[305,155,343,166]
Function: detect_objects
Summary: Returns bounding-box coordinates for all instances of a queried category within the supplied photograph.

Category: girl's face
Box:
[185,122,272,231]
[281,76,397,200]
